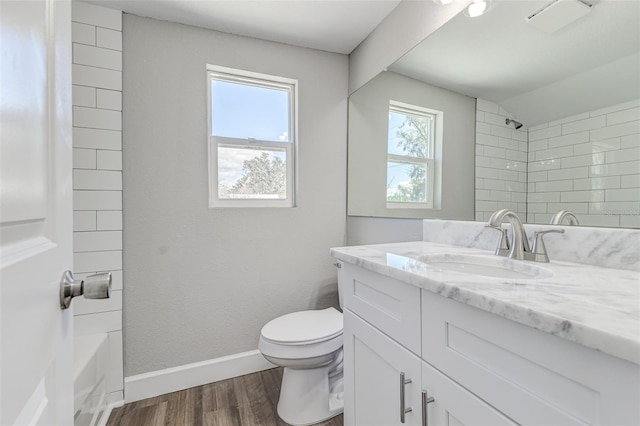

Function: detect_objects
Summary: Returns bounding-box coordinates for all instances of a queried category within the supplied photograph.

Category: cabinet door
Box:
[422,361,517,426]
[344,309,422,426]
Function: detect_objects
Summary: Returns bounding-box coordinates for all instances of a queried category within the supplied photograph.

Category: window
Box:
[207,65,297,207]
[386,101,441,209]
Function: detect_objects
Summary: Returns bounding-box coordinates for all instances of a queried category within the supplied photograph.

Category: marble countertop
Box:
[331,241,640,365]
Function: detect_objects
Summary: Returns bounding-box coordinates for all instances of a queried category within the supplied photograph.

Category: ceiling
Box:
[88,0,401,54]
[389,0,640,126]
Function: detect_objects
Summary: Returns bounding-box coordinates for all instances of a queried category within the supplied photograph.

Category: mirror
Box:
[348,71,476,220]
[347,0,640,228]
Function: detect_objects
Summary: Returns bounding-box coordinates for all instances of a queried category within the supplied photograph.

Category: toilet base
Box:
[277,366,344,425]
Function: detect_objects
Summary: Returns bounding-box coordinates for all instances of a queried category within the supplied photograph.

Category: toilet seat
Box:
[259,308,343,362]
[261,307,343,345]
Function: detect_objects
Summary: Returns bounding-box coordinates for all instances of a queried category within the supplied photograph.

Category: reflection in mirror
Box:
[348,71,475,219]
[348,0,640,228]
[386,102,438,208]
[550,210,580,226]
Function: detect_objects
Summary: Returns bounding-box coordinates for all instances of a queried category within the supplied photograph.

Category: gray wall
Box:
[123,14,348,375]
[346,217,423,246]
[349,0,466,94]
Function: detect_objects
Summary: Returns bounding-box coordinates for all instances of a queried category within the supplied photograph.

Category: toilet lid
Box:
[261,308,343,345]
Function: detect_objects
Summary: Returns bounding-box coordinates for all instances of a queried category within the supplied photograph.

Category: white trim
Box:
[386,100,444,211]
[123,350,276,403]
[207,64,296,87]
[390,99,440,117]
[206,65,297,208]
[98,399,124,426]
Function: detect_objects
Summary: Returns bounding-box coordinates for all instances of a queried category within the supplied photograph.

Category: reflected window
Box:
[386,101,437,208]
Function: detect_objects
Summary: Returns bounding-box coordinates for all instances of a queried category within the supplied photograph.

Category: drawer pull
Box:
[400,372,412,423]
[421,391,435,426]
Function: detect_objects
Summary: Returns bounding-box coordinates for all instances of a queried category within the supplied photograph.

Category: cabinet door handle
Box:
[400,372,412,423]
[421,391,435,426]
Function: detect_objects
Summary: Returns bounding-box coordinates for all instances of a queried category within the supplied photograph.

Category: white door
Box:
[1,0,74,424]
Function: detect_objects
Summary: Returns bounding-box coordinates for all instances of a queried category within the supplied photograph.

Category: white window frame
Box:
[386,101,442,210]
[207,64,297,208]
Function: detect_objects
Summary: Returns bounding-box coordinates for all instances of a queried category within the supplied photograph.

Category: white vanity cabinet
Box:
[341,262,422,425]
[339,262,640,425]
[421,361,516,426]
[421,290,640,425]
[344,309,422,425]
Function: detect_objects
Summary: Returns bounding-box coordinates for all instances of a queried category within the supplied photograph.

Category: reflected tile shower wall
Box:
[527,100,640,228]
[475,99,528,222]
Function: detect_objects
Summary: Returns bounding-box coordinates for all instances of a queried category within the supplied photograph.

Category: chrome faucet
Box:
[487,209,565,263]
[550,210,579,226]
[486,209,530,260]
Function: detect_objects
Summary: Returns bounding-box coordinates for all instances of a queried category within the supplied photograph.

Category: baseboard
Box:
[124,349,276,403]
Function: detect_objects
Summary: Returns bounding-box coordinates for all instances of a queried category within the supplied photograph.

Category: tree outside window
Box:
[386,102,435,208]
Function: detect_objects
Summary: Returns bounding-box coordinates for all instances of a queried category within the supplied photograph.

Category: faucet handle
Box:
[531,229,565,262]
[485,225,510,256]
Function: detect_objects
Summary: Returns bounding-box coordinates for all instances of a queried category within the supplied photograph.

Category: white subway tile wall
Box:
[97,28,123,51]
[72,85,97,107]
[97,210,123,231]
[74,290,123,316]
[73,106,122,130]
[72,2,124,403]
[74,190,122,210]
[74,127,122,150]
[73,44,123,70]
[97,150,123,170]
[75,311,123,335]
[527,99,640,227]
[73,64,122,90]
[476,99,640,228]
[97,89,123,111]
[475,100,528,221]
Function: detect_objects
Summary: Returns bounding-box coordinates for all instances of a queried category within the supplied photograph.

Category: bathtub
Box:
[74,334,108,426]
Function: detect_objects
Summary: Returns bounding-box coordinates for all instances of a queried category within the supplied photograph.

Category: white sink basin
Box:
[418,253,554,279]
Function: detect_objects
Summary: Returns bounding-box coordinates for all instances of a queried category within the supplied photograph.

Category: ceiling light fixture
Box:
[464,0,491,17]
[433,0,455,5]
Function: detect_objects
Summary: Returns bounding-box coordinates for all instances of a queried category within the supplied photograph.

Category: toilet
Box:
[258,306,344,425]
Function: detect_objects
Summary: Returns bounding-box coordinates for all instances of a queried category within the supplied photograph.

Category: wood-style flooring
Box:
[107,367,343,426]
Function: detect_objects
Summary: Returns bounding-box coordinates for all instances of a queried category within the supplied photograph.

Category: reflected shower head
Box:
[505,118,523,130]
